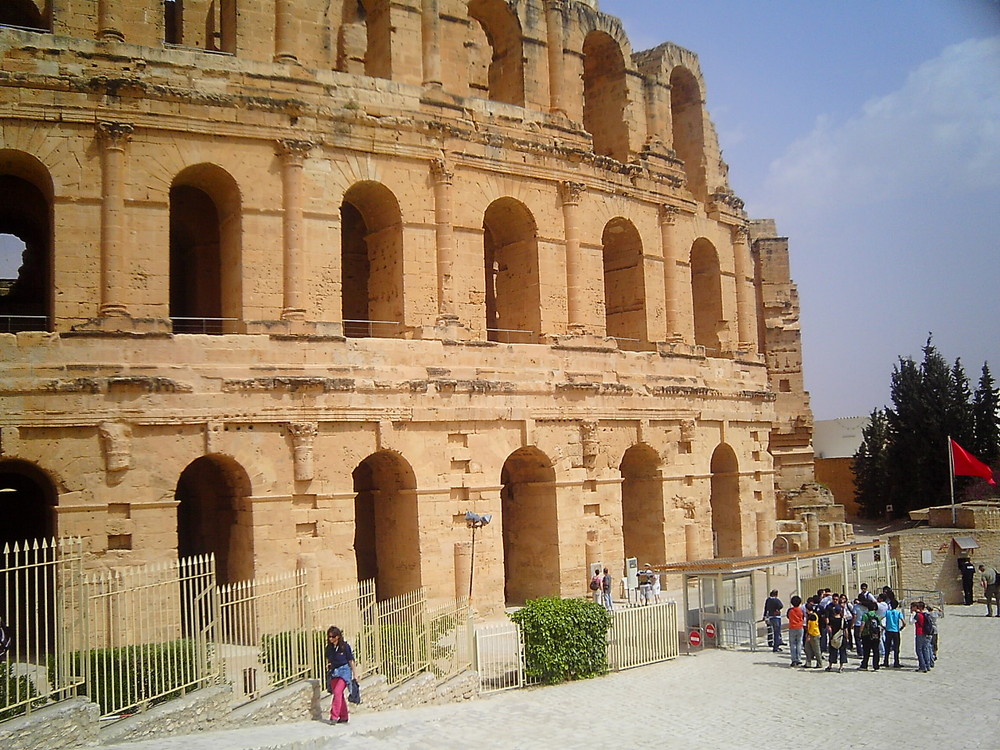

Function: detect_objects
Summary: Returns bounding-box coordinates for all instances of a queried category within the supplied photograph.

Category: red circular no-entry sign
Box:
[689,630,702,647]
[705,622,716,639]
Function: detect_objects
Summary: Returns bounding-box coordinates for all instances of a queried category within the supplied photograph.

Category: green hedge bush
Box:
[0,662,45,721]
[509,597,611,684]
[50,639,200,716]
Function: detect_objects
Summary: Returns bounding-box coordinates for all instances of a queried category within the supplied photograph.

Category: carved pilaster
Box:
[287,422,318,481]
[657,203,679,226]
[277,140,313,322]
[205,421,225,454]
[558,180,586,206]
[98,421,132,473]
[581,421,599,470]
[0,427,20,457]
[679,419,696,443]
[276,139,314,163]
[97,121,134,148]
[430,157,454,184]
[559,181,587,331]
[96,122,134,318]
[431,158,457,320]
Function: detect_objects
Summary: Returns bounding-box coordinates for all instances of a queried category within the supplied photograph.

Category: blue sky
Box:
[604,0,1000,419]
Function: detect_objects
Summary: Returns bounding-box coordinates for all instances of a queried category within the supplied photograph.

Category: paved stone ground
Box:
[104,607,1000,750]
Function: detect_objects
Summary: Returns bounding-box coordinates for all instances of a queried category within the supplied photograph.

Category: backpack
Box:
[921,611,937,636]
[862,613,881,640]
[590,575,601,591]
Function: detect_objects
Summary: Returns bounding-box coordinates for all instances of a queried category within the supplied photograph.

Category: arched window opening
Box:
[0,0,48,31]
[709,444,742,558]
[169,164,242,334]
[0,460,57,550]
[337,0,367,73]
[164,0,183,44]
[353,451,420,601]
[582,31,630,162]
[362,0,392,79]
[164,0,235,51]
[690,238,722,354]
[0,153,53,333]
[602,218,646,350]
[670,67,707,201]
[176,455,254,584]
[340,181,404,338]
[483,198,540,344]
[500,447,558,606]
[620,444,665,565]
[467,0,525,106]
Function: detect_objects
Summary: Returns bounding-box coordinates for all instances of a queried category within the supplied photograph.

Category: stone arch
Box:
[709,443,741,558]
[175,454,254,584]
[690,237,722,353]
[670,66,707,201]
[169,163,242,333]
[0,459,58,663]
[619,444,665,565]
[0,0,47,31]
[0,459,58,549]
[352,450,420,600]
[341,181,404,338]
[500,446,558,605]
[467,0,524,106]
[602,217,645,349]
[582,30,630,162]
[0,150,53,332]
[483,197,540,343]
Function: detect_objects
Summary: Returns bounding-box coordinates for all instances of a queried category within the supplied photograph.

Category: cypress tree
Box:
[852,409,890,517]
[973,363,1000,466]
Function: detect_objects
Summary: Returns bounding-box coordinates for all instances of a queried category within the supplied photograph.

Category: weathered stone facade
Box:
[0,1,814,614]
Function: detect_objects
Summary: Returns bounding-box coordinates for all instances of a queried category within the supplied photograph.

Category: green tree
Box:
[857,337,993,517]
[852,409,890,517]
[972,363,1000,466]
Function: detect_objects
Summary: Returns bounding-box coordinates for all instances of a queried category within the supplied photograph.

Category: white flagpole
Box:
[949,434,956,526]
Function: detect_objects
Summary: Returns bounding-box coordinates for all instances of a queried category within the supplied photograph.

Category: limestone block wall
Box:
[0,0,815,616]
[890,528,1000,605]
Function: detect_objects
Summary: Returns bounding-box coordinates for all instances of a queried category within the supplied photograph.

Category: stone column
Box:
[544,0,566,115]
[97,122,133,318]
[559,180,586,332]
[658,204,683,341]
[732,224,758,353]
[431,158,457,322]
[97,0,124,41]
[274,0,297,63]
[805,512,819,551]
[421,0,442,87]
[277,139,313,322]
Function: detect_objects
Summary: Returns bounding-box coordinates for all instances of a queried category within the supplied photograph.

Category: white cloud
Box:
[760,36,1000,218]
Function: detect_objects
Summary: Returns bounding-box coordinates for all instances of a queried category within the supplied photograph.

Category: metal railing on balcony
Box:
[486,327,535,344]
[0,315,49,333]
[170,317,239,334]
[342,319,400,338]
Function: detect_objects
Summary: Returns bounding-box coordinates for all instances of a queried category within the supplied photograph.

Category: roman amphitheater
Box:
[0,0,832,615]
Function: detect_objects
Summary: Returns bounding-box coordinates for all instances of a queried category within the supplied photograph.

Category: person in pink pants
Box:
[326,626,359,724]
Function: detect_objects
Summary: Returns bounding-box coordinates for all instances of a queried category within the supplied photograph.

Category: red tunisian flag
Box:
[951,439,996,485]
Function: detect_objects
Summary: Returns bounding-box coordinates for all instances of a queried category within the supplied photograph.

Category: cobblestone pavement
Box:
[104,607,1000,750]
